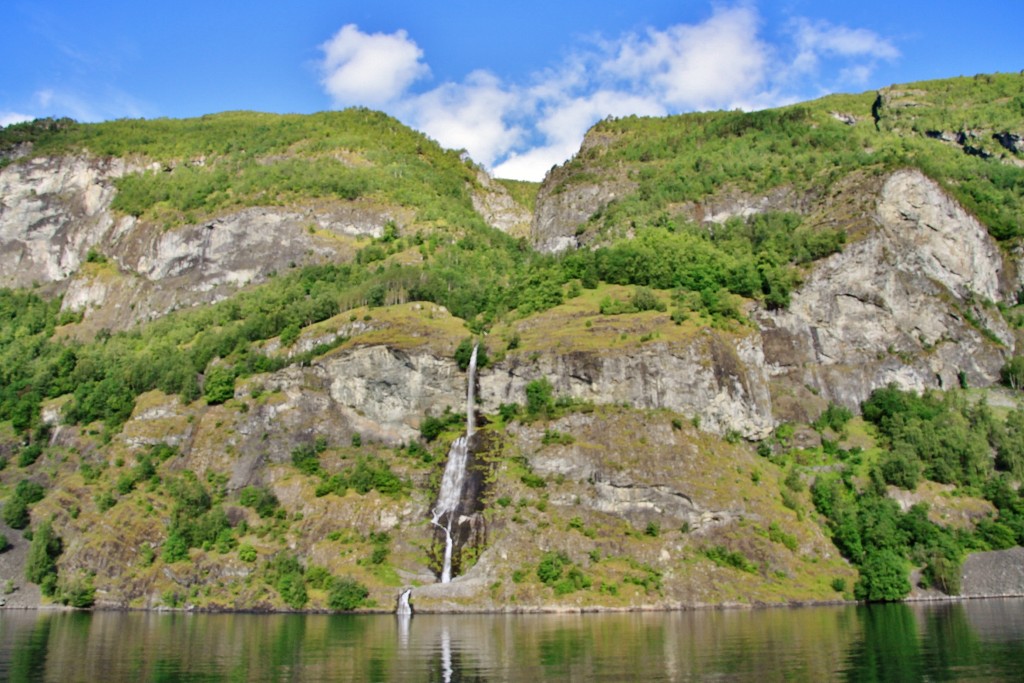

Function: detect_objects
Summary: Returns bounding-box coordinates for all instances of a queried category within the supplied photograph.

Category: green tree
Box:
[525,378,554,419]
[854,549,911,602]
[1000,357,1024,390]
[203,366,235,405]
[25,520,62,596]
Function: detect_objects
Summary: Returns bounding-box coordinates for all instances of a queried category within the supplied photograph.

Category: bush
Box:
[923,554,962,595]
[328,577,369,611]
[3,480,46,529]
[536,551,569,585]
[59,574,96,609]
[704,545,758,574]
[17,443,43,468]
[291,444,321,476]
[420,408,464,442]
[203,366,235,405]
[525,378,554,419]
[1000,357,1024,390]
[161,532,189,563]
[239,486,279,518]
[813,403,853,434]
[454,338,488,371]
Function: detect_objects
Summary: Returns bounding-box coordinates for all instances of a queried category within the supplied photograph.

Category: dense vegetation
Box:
[803,386,1024,601]
[570,72,1023,242]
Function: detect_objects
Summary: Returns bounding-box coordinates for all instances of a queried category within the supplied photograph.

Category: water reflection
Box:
[0,600,1022,681]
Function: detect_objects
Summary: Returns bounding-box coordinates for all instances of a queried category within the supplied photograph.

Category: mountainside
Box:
[1,73,1024,613]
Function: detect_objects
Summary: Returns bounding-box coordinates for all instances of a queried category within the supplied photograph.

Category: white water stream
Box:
[430,344,478,584]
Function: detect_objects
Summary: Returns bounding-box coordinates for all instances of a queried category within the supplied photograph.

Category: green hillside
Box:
[559,72,1023,241]
[1,73,1023,610]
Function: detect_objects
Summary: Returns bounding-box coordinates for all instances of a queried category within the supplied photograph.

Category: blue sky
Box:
[1,1,1020,180]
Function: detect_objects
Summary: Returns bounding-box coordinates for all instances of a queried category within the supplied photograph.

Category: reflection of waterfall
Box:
[430,344,478,584]
[441,626,453,683]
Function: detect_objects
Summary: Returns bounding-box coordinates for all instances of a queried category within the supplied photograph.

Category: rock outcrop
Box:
[0,155,129,288]
[757,169,1011,416]
[0,156,412,331]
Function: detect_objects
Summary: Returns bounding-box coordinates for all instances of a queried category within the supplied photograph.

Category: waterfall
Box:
[430,343,478,584]
[396,588,412,616]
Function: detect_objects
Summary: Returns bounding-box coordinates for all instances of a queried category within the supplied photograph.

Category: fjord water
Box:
[1,600,1023,682]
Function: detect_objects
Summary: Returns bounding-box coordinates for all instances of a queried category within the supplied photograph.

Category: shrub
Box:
[454,338,488,371]
[1000,357,1024,390]
[525,378,554,419]
[239,486,280,518]
[291,444,321,475]
[541,429,575,446]
[704,545,757,573]
[17,443,43,468]
[204,366,236,405]
[59,573,96,608]
[3,480,46,529]
[536,551,569,585]
[328,577,369,611]
[420,408,464,442]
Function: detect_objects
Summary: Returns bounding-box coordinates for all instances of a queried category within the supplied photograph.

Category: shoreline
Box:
[7,592,1024,617]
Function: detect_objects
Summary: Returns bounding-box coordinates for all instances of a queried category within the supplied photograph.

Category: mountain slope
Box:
[1,73,1023,611]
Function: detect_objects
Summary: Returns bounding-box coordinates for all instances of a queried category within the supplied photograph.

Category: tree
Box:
[203,366,235,405]
[854,549,911,602]
[525,378,554,419]
[25,520,62,596]
[327,577,369,611]
[1000,356,1024,390]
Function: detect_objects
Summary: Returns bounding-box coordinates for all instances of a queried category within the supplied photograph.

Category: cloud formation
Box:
[790,18,900,85]
[0,112,33,128]
[317,7,899,181]
[320,24,430,107]
[603,6,767,110]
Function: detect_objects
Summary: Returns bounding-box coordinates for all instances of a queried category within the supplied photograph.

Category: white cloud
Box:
[493,90,666,181]
[316,6,901,181]
[319,24,430,107]
[400,71,523,168]
[0,112,33,127]
[605,6,769,110]
[790,18,899,84]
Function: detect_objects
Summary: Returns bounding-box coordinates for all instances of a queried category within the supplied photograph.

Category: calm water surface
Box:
[1,599,1022,682]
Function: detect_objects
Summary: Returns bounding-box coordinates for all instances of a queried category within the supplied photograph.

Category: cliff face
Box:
[2,77,1024,612]
[757,169,1011,419]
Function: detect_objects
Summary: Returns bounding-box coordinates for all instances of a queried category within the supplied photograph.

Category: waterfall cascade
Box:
[430,344,478,584]
[396,588,412,616]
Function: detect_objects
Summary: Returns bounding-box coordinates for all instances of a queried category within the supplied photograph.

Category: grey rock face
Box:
[0,155,409,329]
[758,169,1011,411]
[0,155,130,287]
[471,170,531,236]
[480,332,775,440]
